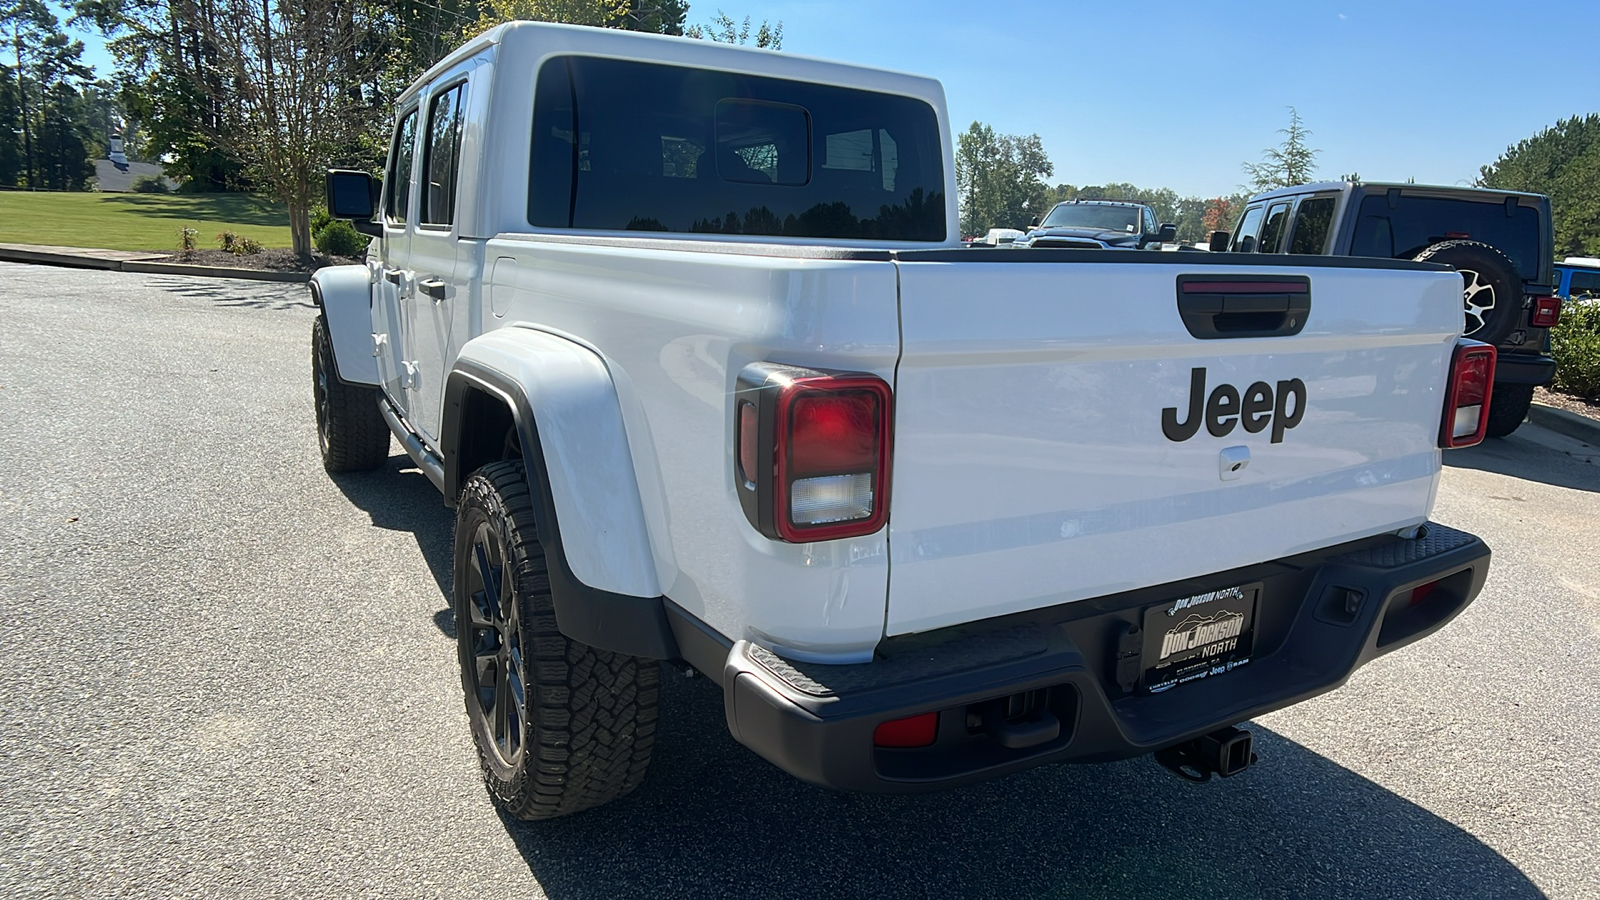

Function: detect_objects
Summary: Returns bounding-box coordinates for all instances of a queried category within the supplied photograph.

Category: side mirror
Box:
[1030,216,1040,227]
[1156,223,1177,243]
[326,169,381,237]
[1208,231,1231,252]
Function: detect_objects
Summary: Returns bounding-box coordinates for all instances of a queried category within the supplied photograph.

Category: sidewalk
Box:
[0,242,309,283]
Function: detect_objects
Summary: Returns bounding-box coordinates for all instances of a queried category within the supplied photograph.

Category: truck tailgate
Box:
[886,255,1464,636]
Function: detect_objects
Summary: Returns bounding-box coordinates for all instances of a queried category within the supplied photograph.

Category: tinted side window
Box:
[1257,202,1291,253]
[1289,196,1336,254]
[1232,205,1266,252]
[422,84,466,227]
[1349,194,1544,280]
[528,56,946,241]
[385,110,418,224]
[1570,270,1600,298]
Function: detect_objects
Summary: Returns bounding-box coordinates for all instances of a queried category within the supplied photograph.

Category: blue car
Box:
[1554,258,1600,300]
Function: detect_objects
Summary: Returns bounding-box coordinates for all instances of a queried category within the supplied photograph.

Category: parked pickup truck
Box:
[1017,199,1177,249]
[1214,182,1560,437]
[315,22,1493,819]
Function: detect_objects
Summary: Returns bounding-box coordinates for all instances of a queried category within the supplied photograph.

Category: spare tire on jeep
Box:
[1412,240,1523,345]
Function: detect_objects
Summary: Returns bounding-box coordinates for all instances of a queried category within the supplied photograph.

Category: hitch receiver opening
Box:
[1155,726,1257,783]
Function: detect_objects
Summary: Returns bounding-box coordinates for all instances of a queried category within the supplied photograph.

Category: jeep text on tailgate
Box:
[311,22,1494,818]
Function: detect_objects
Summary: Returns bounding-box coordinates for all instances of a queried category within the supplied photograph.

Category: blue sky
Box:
[68,0,1598,198]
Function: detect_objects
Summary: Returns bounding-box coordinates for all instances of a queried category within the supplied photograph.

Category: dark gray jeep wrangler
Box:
[1214,182,1561,437]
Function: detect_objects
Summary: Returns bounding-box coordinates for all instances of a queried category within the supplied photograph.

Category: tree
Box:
[469,1,700,46]
[685,10,781,48]
[73,0,253,190]
[956,121,1053,235]
[1242,106,1319,193]
[184,0,386,257]
[1479,113,1600,258]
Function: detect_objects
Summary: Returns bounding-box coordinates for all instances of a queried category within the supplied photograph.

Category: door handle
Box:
[419,278,447,301]
[383,269,404,285]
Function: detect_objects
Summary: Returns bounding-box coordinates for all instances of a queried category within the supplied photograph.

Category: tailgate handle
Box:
[1176,276,1311,339]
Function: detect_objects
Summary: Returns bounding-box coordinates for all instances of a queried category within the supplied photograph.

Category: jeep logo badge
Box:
[1162,367,1306,443]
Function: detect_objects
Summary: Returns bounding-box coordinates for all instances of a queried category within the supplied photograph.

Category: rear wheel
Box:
[453,460,659,820]
[1485,383,1534,438]
[1412,240,1523,345]
[311,316,391,472]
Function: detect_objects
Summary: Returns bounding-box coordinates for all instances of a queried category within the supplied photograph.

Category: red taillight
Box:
[873,711,938,748]
[772,376,892,542]
[1441,340,1496,448]
[789,392,880,475]
[1531,294,1561,328]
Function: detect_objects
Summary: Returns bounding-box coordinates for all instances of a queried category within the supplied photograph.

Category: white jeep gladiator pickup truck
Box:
[313,22,1495,819]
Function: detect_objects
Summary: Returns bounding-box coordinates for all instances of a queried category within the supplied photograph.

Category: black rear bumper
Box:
[683,523,1489,793]
[1494,352,1555,386]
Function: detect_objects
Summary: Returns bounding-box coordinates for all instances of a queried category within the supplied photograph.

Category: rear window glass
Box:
[1289,196,1335,254]
[528,56,945,241]
[1348,194,1544,281]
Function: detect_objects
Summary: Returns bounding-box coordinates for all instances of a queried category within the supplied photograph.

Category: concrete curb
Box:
[1529,403,1600,446]
[0,244,311,283]
[123,260,309,282]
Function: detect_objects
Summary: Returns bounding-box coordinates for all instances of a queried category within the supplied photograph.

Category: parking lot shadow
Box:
[321,452,1541,899]
[499,673,1542,900]
[329,454,456,637]
[1445,430,1600,493]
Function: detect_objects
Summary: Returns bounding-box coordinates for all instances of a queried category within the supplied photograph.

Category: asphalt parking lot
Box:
[2,262,1597,899]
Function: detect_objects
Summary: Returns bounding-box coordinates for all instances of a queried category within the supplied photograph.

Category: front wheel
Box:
[311,316,390,472]
[1485,383,1535,438]
[453,460,660,820]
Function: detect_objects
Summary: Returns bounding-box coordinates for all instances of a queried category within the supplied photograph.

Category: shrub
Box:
[314,219,369,257]
[131,175,169,193]
[236,237,265,255]
[309,205,331,240]
[216,230,240,252]
[1550,300,1600,399]
[178,227,198,251]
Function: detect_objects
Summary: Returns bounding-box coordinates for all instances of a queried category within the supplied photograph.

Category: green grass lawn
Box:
[0,191,292,252]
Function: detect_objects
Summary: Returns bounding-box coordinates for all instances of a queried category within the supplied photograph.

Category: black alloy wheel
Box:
[462,517,527,776]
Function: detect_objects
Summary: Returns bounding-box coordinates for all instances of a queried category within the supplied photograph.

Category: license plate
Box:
[1142,583,1259,693]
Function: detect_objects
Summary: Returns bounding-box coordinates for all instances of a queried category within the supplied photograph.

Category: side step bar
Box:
[379,396,445,492]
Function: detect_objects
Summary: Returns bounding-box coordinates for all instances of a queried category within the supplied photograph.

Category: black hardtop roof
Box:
[1248,181,1547,204]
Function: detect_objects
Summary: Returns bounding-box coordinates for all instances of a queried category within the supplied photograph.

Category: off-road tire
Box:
[1485,383,1534,438]
[312,316,391,472]
[453,460,659,820]
[1412,240,1523,345]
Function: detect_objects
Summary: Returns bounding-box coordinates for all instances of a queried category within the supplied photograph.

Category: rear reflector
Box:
[1409,579,1441,607]
[874,712,938,748]
[1441,340,1496,448]
[737,401,758,488]
[1531,295,1561,328]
